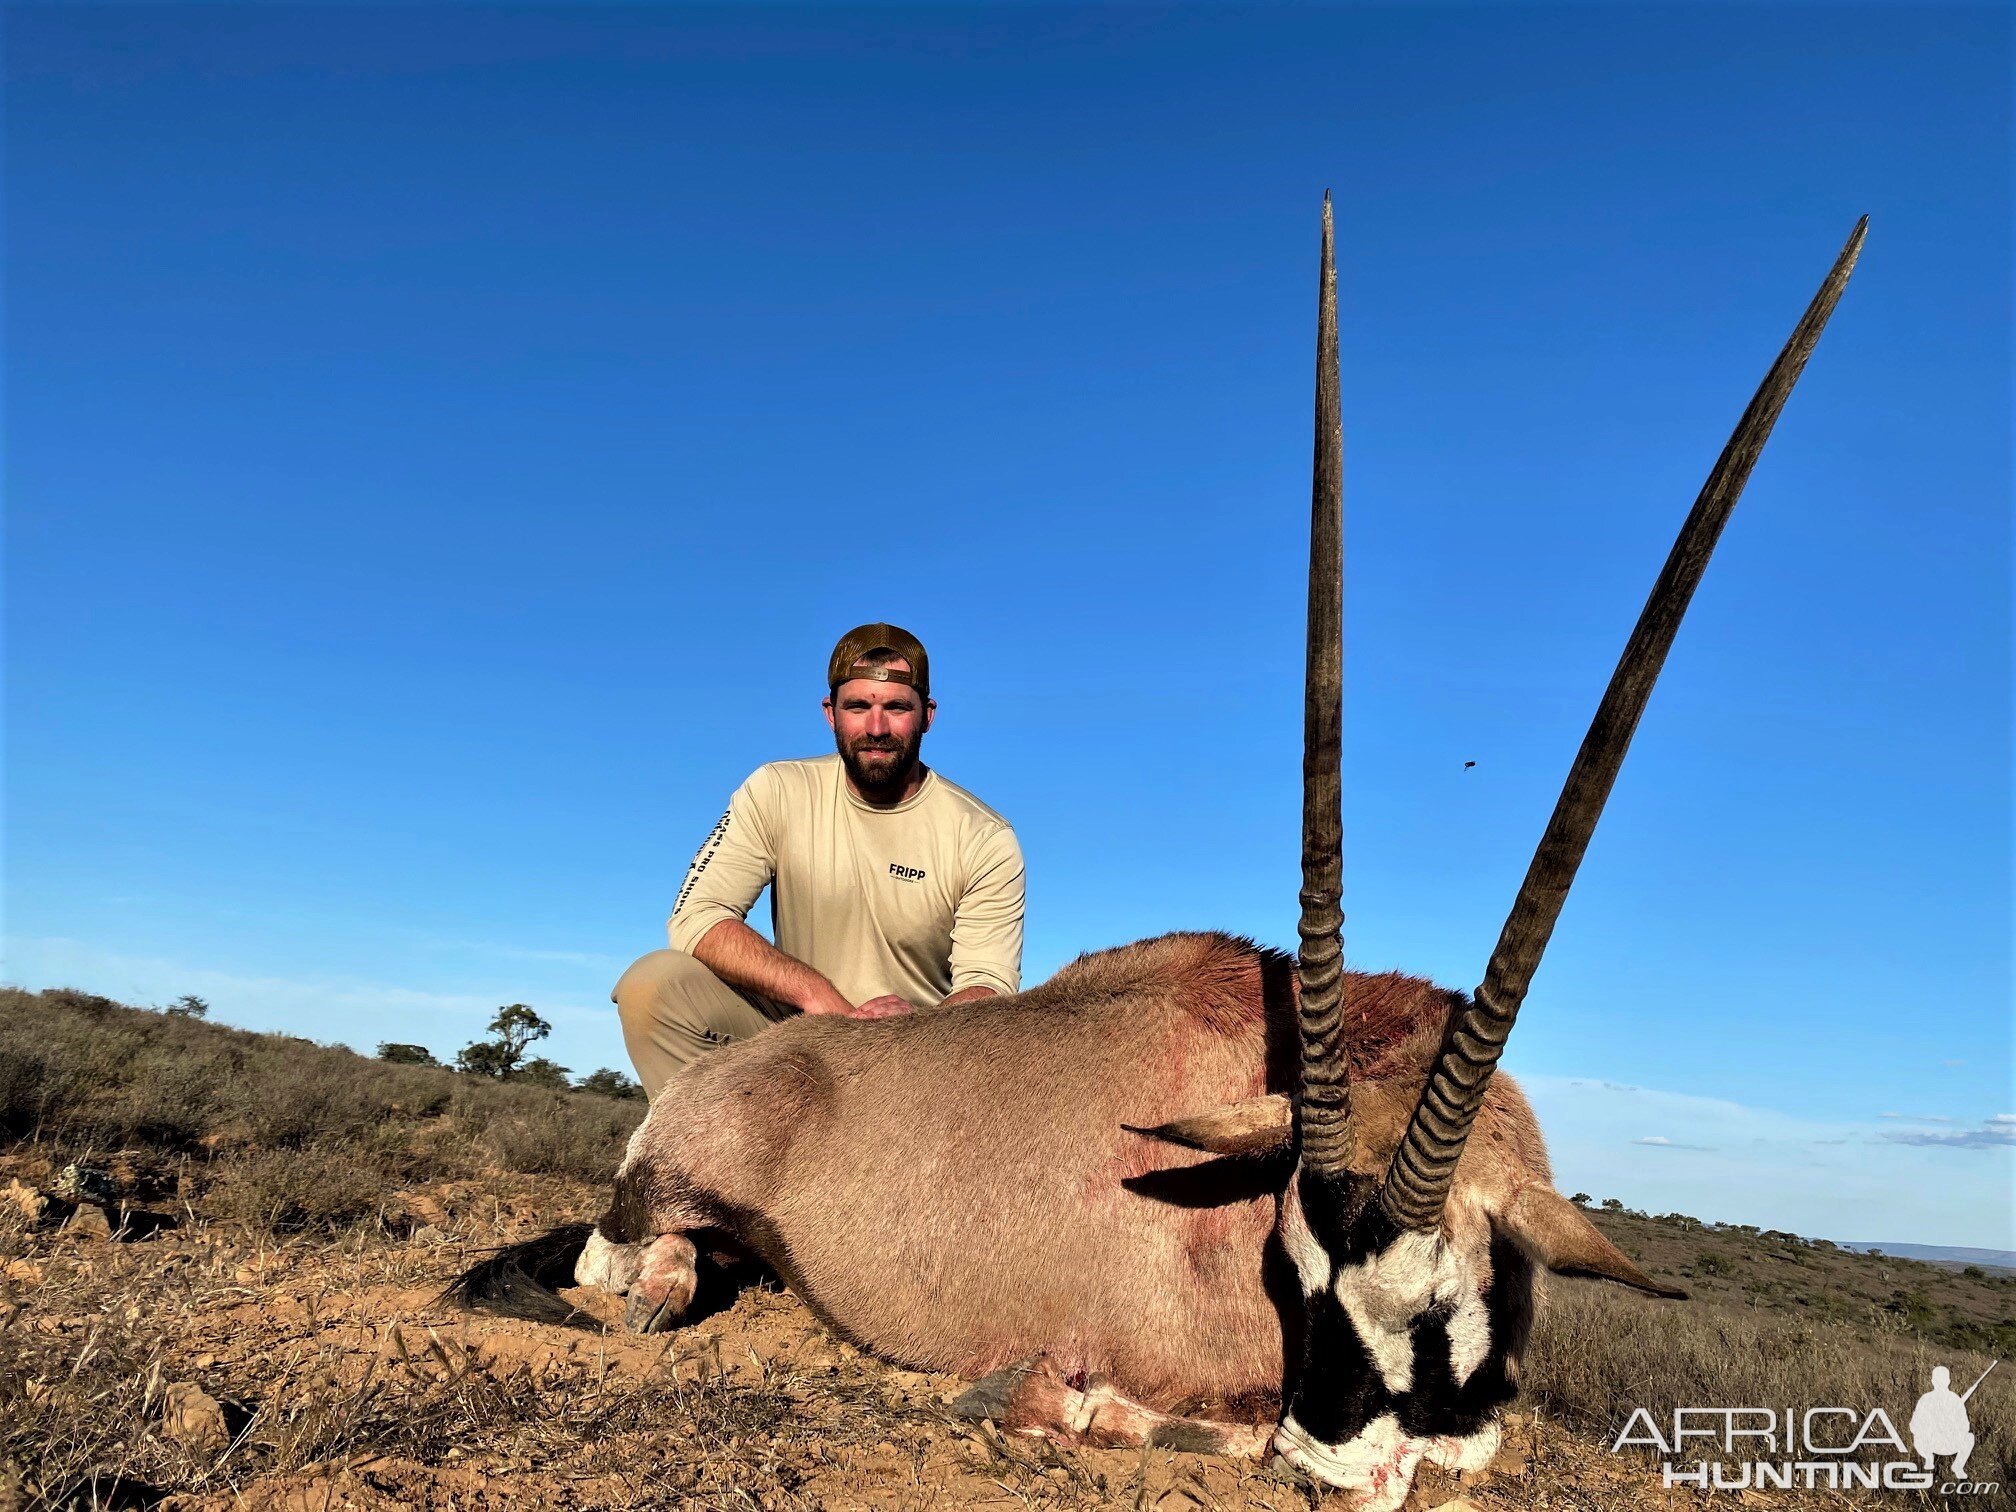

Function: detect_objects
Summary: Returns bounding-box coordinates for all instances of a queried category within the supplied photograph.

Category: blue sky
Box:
[5,4,2009,1249]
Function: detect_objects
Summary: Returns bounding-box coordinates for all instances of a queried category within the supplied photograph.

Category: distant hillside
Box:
[1573,1205,2016,1359]
[1839,1241,2016,1273]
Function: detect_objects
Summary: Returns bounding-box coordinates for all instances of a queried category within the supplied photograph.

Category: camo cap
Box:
[827,623,929,697]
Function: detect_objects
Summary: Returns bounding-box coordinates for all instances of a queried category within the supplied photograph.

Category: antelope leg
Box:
[953,1357,1271,1455]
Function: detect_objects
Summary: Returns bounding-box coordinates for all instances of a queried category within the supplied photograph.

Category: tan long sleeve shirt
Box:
[667,755,1024,1006]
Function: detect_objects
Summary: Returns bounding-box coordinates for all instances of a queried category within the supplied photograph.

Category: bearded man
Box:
[613,623,1025,1097]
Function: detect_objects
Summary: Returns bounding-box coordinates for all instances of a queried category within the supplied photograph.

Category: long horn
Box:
[1296,192,1350,1177]
[1379,218,1868,1232]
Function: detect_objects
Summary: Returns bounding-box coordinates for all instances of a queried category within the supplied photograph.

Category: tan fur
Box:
[613,930,1613,1413]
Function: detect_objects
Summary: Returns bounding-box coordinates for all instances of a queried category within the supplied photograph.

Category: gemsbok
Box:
[454,200,1864,1510]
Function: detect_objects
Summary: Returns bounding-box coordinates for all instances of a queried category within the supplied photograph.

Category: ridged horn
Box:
[1379,218,1868,1232]
[1296,193,1350,1178]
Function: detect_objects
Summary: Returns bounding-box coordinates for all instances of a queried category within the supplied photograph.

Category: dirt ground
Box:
[6,1162,1913,1512]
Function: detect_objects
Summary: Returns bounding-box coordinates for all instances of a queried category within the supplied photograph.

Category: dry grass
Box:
[1529,1278,2012,1492]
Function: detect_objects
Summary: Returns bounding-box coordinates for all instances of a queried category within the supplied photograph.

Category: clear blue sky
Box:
[5,4,2009,1248]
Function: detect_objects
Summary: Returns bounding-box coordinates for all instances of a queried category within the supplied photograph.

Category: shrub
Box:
[205,1147,387,1232]
[1887,1289,1938,1330]
[0,1044,84,1140]
[513,1057,573,1090]
[377,1043,439,1067]
[240,1065,390,1149]
[577,1069,644,1101]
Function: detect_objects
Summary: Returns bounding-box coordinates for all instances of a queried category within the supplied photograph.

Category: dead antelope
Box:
[453,201,1863,1510]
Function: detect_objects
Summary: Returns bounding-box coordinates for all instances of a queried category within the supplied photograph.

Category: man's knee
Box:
[613,949,718,1032]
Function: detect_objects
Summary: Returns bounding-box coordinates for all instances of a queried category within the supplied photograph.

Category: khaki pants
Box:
[613,950,797,1099]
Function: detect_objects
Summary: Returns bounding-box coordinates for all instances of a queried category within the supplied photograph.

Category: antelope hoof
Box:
[622,1233,698,1334]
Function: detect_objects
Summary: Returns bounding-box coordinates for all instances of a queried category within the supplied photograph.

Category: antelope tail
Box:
[437,1222,597,1327]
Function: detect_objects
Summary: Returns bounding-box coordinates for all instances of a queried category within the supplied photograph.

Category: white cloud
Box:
[1882,1126,2016,1151]
[1878,1112,1954,1123]
[1881,1115,2016,1151]
[390,929,628,973]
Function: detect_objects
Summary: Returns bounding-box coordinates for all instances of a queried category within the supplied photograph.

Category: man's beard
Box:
[837,729,923,800]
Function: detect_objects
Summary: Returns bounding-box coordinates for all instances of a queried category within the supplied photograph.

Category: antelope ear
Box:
[1125,1094,1292,1156]
[1501,1184,1688,1298]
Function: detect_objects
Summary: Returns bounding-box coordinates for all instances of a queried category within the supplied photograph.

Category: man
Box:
[613,623,1024,1098]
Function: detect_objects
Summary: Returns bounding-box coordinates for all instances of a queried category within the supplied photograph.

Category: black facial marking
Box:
[1290,1284,1391,1445]
[1394,1227,1531,1440]
[1294,1167,1389,1261]
[1483,1223,1537,1362]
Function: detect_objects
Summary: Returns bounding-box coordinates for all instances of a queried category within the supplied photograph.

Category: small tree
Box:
[515,1056,573,1090]
[1600,1197,1624,1212]
[577,1068,645,1101]
[1569,1192,1592,1207]
[456,1004,552,1079]
[165,994,210,1019]
[377,1042,439,1067]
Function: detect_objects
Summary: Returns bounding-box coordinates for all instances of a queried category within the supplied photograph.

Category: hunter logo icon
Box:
[1611,1354,2003,1495]
[1911,1362,1992,1480]
[888,863,926,884]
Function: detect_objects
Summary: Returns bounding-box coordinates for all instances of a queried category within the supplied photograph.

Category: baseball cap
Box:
[827,623,929,697]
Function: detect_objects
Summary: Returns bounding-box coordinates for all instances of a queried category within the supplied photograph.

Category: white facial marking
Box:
[1444,1274,1492,1386]
[1274,1412,1424,1512]
[575,1228,641,1294]
[1280,1190,1331,1297]
[1334,1273,1414,1394]
[1423,1417,1501,1472]
[1331,1228,1472,1396]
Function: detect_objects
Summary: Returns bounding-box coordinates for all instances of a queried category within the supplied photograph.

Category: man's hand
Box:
[939,985,998,1009]
[849,995,918,1019]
